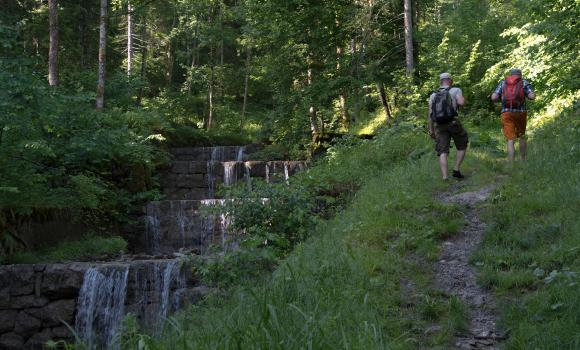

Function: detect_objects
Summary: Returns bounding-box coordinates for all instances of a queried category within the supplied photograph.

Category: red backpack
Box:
[502,75,525,109]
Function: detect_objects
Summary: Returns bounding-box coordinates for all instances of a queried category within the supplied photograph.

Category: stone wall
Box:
[0,260,201,350]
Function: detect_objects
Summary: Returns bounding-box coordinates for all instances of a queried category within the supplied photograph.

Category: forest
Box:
[0,0,578,349]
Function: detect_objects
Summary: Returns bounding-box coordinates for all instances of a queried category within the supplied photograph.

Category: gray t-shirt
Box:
[429,86,463,111]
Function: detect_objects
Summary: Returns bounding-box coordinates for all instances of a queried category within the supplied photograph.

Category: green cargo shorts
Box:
[435,119,469,156]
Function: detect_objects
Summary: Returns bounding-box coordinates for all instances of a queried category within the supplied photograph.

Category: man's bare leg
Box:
[454,149,466,172]
[507,140,516,162]
[519,137,527,160]
[439,153,449,180]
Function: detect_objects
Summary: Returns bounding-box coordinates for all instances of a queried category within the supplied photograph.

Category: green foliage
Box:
[6,235,127,264]
[0,59,164,258]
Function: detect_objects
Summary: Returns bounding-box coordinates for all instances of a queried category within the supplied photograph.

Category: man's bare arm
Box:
[491,92,499,102]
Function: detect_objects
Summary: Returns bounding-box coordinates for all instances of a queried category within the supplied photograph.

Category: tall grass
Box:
[472,107,580,349]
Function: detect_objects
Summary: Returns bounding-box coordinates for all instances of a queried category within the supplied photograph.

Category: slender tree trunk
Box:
[187,23,199,95]
[377,82,392,124]
[307,65,319,137]
[206,45,215,130]
[96,0,107,110]
[127,2,133,74]
[137,46,147,106]
[403,0,414,78]
[336,46,349,130]
[241,46,251,129]
[48,0,58,86]
[207,67,214,130]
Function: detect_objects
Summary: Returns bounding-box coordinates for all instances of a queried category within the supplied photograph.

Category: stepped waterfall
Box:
[73,145,306,348]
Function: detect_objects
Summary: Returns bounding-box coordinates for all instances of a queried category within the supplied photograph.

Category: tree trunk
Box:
[187,23,199,95]
[127,2,133,75]
[137,46,147,106]
[48,0,58,86]
[336,46,349,130]
[207,67,214,130]
[307,65,319,137]
[403,0,414,78]
[241,46,251,129]
[377,82,392,124]
[96,0,107,111]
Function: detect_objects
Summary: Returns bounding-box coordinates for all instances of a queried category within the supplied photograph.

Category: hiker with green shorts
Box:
[428,72,468,180]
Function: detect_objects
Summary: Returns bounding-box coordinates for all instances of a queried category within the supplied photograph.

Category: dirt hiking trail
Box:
[436,185,506,349]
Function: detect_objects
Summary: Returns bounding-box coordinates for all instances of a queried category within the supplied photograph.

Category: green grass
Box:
[471,107,580,349]
[8,235,127,264]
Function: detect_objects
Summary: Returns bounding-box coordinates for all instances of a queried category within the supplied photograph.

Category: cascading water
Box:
[173,200,196,248]
[284,162,290,185]
[145,203,161,254]
[75,265,129,350]
[206,146,225,198]
[244,162,252,190]
[223,162,237,186]
[236,146,246,162]
[76,261,186,349]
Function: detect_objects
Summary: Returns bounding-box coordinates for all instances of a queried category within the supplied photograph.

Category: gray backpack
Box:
[430,87,457,124]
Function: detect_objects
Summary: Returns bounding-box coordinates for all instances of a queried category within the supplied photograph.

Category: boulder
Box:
[41,264,85,299]
[8,266,35,296]
[14,311,41,338]
[0,310,18,333]
[0,295,49,310]
[26,299,76,327]
[23,328,53,350]
[0,332,24,350]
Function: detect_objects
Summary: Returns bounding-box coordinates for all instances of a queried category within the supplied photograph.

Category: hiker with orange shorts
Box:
[491,68,536,162]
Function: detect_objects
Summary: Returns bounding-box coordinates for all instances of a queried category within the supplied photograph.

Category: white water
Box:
[145,203,161,254]
[75,266,129,350]
[236,146,246,162]
[76,261,186,349]
[244,162,252,190]
[284,162,290,185]
[223,161,238,186]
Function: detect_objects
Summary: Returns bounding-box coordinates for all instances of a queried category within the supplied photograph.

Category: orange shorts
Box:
[501,112,528,140]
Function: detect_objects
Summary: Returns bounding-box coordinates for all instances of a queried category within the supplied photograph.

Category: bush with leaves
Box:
[0,59,166,258]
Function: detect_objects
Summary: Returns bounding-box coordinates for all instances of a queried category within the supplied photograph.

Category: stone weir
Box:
[0,259,204,350]
[143,146,307,254]
[0,145,307,350]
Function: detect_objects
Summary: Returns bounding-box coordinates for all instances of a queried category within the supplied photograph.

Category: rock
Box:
[50,326,73,339]
[23,328,53,350]
[0,310,18,333]
[0,295,50,310]
[26,299,76,327]
[424,325,442,335]
[171,161,190,174]
[41,264,85,299]
[8,266,35,296]
[0,332,25,350]
[14,311,42,337]
[245,161,267,177]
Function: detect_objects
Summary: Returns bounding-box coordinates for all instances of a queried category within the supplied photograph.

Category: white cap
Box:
[440,72,452,80]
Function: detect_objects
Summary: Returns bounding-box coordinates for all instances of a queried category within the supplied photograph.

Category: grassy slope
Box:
[473,107,580,349]
[123,104,578,349]
[122,121,494,349]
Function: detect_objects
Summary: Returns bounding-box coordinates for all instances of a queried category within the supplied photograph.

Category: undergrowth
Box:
[7,235,127,264]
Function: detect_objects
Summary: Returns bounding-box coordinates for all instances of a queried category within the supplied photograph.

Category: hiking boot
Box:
[452,170,464,179]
